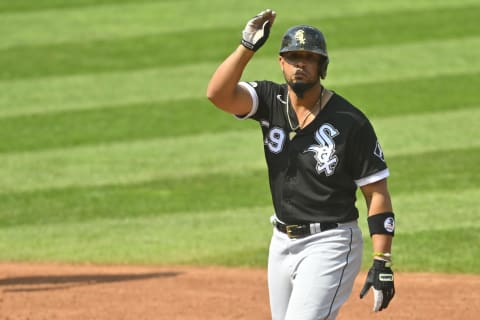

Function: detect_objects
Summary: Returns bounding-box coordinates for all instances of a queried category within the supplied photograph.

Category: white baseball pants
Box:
[267,220,363,320]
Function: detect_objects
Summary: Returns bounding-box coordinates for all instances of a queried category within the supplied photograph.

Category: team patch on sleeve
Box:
[374,141,385,162]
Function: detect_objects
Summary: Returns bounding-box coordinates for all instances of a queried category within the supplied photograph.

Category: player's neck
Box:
[288,84,323,112]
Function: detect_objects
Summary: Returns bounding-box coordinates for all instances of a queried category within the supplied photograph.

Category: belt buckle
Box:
[286,225,299,239]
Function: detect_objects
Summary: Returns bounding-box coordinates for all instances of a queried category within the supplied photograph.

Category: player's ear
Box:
[278,55,284,71]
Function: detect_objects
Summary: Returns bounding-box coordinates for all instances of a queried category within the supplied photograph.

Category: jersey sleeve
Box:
[349,119,389,187]
[235,81,274,121]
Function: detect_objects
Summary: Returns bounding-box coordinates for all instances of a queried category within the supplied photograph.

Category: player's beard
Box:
[283,65,321,98]
[287,80,316,99]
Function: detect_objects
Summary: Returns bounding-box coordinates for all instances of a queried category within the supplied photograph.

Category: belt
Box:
[273,219,338,239]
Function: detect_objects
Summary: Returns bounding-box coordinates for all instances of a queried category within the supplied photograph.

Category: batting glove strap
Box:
[241,9,275,52]
[360,259,395,312]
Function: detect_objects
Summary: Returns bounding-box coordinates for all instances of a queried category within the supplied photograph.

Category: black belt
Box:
[274,220,338,239]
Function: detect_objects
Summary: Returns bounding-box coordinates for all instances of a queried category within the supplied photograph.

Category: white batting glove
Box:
[241,9,276,51]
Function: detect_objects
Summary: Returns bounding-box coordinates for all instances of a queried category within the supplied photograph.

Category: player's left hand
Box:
[359,259,395,312]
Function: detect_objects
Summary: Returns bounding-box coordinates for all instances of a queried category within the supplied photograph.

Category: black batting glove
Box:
[241,9,276,52]
[359,259,395,312]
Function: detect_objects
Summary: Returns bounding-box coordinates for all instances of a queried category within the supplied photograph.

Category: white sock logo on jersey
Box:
[305,124,339,176]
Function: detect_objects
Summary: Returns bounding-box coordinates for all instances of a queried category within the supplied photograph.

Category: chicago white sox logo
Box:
[305,124,339,176]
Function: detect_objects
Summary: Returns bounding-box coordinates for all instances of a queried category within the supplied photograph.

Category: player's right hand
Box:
[241,9,276,52]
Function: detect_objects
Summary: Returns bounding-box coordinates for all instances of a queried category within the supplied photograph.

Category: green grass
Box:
[0,0,479,274]
[1,36,479,118]
[1,145,478,225]
[0,0,157,13]
[0,73,478,153]
[2,5,478,80]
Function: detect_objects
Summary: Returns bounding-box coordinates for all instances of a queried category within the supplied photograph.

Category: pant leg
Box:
[268,228,294,320]
[285,224,363,320]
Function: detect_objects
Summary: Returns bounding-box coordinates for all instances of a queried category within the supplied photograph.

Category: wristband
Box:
[373,252,392,259]
[368,212,395,236]
[373,252,392,266]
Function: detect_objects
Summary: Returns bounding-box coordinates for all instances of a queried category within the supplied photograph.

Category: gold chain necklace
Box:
[286,87,325,139]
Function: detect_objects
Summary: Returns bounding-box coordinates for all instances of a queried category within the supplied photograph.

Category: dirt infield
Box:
[0,263,479,319]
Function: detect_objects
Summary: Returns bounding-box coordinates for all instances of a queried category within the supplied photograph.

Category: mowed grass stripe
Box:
[0,1,200,50]
[1,0,477,50]
[0,129,266,194]
[0,0,156,14]
[0,190,478,271]
[5,186,480,231]
[373,108,480,156]
[0,207,274,265]
[388,188,480,233]
[1,37,479,118]
[2,5,479,80]
[1,72,477,153]
[388,148,479,193]
[335,73,480,117]
[0,170,271,227]
[0,146,478,227]
[2,187,478,235]
[1,219,477,271]
[0,108,478,194]
[392,228,480,273]
[0,99,253,153]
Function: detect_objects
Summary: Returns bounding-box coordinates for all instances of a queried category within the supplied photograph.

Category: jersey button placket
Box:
[282,148,299,216]
[282,173,297,212]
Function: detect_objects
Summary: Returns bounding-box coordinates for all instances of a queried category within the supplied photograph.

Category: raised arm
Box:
[206,9,276,115]
[206,45,255,115]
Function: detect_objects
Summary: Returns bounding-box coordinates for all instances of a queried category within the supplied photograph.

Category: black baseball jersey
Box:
[238,80,389,224]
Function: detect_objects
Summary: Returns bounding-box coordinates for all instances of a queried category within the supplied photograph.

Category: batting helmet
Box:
[279,25,329,79]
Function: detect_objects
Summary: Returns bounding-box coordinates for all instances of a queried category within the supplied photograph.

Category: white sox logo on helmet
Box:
[294,30,306,45]
[305,124,339,176]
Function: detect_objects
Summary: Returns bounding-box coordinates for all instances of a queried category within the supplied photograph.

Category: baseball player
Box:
[207,9,395,320]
